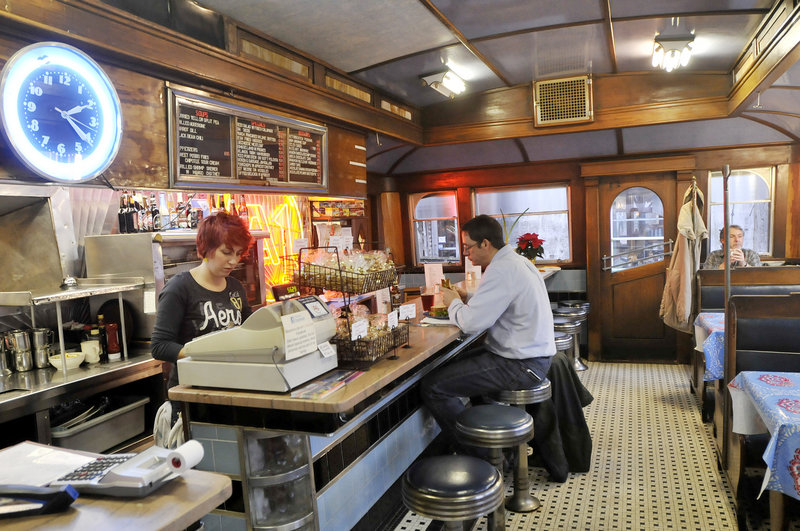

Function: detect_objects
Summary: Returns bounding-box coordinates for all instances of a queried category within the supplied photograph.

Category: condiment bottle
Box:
[106,322,121,361]
[96,314,109,362]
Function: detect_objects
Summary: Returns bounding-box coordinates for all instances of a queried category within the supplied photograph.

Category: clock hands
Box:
[63,102,94,116]
[54,106,95,145]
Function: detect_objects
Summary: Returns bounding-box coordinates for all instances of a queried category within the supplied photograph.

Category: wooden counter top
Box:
[170,319,462,414]
[3,469,231,531]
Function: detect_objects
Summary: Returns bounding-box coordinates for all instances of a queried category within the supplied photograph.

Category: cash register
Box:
[176,295,337,392]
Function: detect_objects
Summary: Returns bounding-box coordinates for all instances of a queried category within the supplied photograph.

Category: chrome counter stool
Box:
[456,404,534,530]
[490,378,552,513]
[553,308,588,371]
[554,331,573,357]
[402,455,504,531]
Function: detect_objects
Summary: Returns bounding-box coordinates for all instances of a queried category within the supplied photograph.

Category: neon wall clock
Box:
[0,42,122,183]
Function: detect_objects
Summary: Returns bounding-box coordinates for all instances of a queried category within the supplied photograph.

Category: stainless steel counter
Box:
[0,351,163,426]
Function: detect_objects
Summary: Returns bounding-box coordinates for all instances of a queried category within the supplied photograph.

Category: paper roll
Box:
[168,439,204,474]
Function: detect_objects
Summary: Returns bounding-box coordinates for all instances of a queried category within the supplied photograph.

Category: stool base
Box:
[573,356,588,371]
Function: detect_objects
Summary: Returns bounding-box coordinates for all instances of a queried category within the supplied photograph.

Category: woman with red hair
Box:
[152,212,255,392]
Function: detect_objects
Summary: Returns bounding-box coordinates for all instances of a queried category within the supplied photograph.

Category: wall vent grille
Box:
[534,75,593,127]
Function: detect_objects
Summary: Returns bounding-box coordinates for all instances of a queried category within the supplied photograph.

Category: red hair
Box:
[196,212,254,258]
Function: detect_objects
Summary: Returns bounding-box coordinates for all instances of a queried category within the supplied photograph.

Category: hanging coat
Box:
[659,186,708,332]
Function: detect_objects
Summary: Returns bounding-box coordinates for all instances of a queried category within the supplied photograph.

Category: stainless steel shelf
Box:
[0,277,145,306]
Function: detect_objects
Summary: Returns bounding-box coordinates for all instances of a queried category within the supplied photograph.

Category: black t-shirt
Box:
[151,271,252,387]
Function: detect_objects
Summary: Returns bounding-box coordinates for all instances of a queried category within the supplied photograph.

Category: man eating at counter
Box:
[420,214,556,457]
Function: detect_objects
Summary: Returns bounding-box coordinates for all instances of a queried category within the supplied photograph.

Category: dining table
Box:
[728,370,800,501]
[694,312,725,381]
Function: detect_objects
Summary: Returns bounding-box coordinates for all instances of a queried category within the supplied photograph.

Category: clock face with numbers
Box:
[0,42,122,183]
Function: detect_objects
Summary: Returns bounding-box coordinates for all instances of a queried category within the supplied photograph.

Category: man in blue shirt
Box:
[421,215,555,455]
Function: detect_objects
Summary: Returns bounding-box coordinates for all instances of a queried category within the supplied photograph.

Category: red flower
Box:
[515,232,545,259]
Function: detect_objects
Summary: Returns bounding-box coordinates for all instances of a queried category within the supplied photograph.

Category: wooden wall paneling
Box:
[378,192,406,266]
[327,127,367,198]
[105,69,169,189]
[423,75,730,145]
[773,163,789,258]
[456,186,472,233]
[787,159,800,257]
[583,177,601,360]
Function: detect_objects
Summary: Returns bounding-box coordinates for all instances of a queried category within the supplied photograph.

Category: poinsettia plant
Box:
[515,232,545,260]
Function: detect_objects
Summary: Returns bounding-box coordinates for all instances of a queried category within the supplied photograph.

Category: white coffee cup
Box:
[80,340,101,363]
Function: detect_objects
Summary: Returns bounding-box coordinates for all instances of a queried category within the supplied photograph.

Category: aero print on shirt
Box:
[199,290,245,332]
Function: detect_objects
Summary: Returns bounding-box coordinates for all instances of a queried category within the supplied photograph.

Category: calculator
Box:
[50,446,176,497]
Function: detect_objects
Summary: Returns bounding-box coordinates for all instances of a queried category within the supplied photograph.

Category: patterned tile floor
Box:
[393,362,799,530]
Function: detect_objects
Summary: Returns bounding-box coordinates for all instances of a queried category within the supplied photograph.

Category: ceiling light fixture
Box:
[652,34,694,72]
[420,70,466,99]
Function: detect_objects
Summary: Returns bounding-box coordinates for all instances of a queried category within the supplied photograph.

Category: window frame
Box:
[471,183,572,263]
[409,190,461,266]
[707,166,775,257]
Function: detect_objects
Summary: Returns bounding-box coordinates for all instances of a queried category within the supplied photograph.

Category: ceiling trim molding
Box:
[424,96,729,145]
[601,0,619,74]
[580,155,696,177]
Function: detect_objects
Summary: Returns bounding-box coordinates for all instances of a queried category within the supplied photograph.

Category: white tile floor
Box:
[393,362,800,530]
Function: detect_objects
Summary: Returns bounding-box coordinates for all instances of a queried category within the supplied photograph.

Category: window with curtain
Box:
[707,167,773,255]
[473,184,570,262]
[409,191,460,265]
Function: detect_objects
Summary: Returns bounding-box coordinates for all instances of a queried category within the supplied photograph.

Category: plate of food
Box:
[424,305,450,320]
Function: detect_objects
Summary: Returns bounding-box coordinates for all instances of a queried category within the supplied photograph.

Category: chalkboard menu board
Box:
[169,88,327,191]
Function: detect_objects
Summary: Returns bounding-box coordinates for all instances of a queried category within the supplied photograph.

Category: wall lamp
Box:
[652,33,694,72]
[420,70,466,99]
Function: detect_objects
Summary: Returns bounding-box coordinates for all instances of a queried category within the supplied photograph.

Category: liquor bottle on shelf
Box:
[118,191,128,233]
[135,193,147,233]
[239,194,249,226]
[218,196,227,214]
[143,194,154,232]
[127,191,139,233]
[167,194,177,229]
[151,192,161,232]
[177,193,188,229]
[229,196,238,216]
[209,195,219,216]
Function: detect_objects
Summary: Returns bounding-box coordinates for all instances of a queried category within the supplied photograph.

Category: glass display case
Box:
[609,187,665,272]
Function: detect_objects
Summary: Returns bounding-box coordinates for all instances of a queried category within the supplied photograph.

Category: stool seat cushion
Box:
[405,455,499,497]
[457,404,531,431]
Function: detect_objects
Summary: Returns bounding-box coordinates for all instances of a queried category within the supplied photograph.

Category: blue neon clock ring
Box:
[0,42,122,183]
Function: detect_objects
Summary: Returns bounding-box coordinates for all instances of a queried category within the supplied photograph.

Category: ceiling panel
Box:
[393,139,523,173]
[196,0,455,72]
[621,118,791,153]
[741,112,800,138]
[432,0,604,40]
[609,0,773,18]
[475,23,612,83]
[754,86,800,112]
[518,130,619,161]
[354,43,503,107]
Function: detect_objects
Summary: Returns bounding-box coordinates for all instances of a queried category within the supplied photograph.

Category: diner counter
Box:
[169,321,463,414]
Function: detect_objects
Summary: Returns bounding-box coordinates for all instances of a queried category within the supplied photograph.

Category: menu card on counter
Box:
[171,88,327,191]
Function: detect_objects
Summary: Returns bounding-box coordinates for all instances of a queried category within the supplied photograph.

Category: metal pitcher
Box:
[31,328,54,349]
[34,346,51,369]
[7,329,31,352]
[14,349,33,372]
